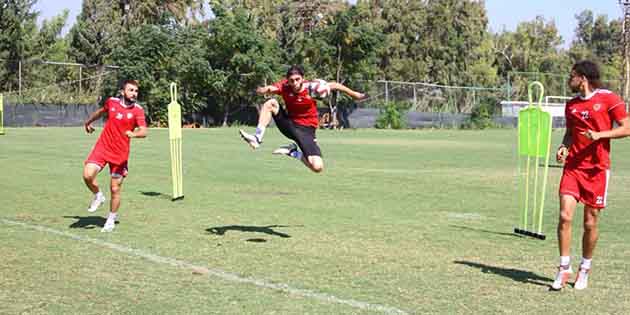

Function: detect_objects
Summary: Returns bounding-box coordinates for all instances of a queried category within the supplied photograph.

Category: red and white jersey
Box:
[92,97,146,164]
[564,89,627,170]
[272,79,319,128]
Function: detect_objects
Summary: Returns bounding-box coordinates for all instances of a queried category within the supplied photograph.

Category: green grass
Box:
[1,127,630,314]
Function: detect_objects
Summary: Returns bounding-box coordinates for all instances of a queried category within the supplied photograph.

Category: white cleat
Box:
[551,265,573,290]
[574,268,590,290]
[101,219,116,232]
[87,194,106,213]
[272,143,298,156]
[239,129,261,149]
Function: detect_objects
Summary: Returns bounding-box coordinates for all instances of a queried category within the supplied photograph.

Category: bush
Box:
[375,103,406,129]
[462,102,496,129]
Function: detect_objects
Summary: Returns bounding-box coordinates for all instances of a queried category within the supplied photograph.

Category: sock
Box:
[255,126,266,143]
[560,256,571,268]
[107,212,118,221]
[290,150,303,160]
[580,258,592,270]
[95,191,104,199]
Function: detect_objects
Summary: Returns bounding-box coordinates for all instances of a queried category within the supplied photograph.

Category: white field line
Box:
[1,218,408,315]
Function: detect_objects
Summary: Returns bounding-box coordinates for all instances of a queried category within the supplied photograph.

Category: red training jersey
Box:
[564,89,627,170]
[92,97,146,164]
[272,79,319,128]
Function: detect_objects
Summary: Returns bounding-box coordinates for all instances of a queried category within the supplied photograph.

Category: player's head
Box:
[120,79,139,103]
[569,60,602,93]
[286,65,305,93]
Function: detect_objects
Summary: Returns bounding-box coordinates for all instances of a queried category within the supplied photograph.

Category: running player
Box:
[552,60,630,290]
[82,79,148,232]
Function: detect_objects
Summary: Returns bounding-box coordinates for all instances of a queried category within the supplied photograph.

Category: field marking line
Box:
[1,218,408,315]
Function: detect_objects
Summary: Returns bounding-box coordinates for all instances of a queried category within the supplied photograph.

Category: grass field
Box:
[1,127,630,314]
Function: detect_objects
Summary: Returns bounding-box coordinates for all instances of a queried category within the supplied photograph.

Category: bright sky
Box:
[35,0,624,48]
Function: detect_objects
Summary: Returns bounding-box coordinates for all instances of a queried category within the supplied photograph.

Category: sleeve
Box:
[271,80,286,95]
[607,94,627,123]
[135,108,147,128]
[103,98,111,111]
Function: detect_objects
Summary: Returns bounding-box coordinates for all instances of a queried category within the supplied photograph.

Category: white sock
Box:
[95,191,104,199]
[560,256,571,268]
[255,126,266,142]
[107,212,117,221]
[580,258,592,270]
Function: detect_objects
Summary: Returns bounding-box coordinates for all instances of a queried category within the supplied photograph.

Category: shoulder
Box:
[595,89,624,107]
[133,103,144,112]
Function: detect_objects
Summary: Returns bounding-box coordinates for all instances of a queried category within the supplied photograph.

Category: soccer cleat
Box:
[574,267,590,290]
[87,193,106,213]
[239,129,261,149]
[551,265,573,290]
[101,219,116,232]
[272,143,298,156]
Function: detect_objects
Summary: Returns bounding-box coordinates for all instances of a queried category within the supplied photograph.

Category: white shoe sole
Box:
[239,130,260,149]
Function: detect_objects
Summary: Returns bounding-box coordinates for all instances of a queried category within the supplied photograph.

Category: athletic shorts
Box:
[273,108,322,157]
[559,167,610,209]
[85,150,129,178]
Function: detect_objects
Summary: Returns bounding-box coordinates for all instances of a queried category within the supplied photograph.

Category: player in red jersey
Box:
[82,80,148,232]
[238,65,365,173]
[551,61,630,290]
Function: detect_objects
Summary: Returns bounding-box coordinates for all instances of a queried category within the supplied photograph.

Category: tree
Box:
[205,4,280,126]
[0,0,38,91]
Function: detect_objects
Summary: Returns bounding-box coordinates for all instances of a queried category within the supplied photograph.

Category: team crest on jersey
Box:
[116,113,123,120]
[593,103,601,111]
[127,113,133,119]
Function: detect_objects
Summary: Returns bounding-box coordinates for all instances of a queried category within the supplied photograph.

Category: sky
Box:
[35,0,625,48]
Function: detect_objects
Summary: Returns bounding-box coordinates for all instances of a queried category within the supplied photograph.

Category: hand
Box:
[125,131,134,138]
[355,92,366,100]
[581,129,600,141]
[85,123,95,134]
[556,146,568,164]
[256,87,267,95]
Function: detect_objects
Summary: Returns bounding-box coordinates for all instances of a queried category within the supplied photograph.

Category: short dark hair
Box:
[286,65,304,78]
[572,60,602,89]
[121,79,139,89]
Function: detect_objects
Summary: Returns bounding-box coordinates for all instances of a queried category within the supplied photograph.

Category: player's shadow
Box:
[207,225,292,238]
[450,225,523,238]
[64,216,106,229]
[139,191,171,199]
[454,260,553,287]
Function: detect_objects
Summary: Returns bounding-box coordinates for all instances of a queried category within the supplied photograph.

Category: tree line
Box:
[0,0,623,125]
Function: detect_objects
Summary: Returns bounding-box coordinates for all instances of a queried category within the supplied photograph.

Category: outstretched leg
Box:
[239,99,280,149]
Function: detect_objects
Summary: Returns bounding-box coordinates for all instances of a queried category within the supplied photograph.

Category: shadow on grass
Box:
[64,215,110,229]
[139,191,172,199]
[454,260,553,287]
[450,225,523,238]
[207,225,293,238]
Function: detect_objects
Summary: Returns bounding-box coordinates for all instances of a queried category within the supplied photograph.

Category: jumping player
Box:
[238,65,364,173]
[82,79,148,232]
[552,61,630,290]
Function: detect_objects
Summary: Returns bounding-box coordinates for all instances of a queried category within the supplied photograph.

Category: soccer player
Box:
[238,65,364,173]
[82,80,148,232]
[551,61,630,290]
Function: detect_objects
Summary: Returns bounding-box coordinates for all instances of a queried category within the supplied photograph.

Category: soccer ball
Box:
[308,79,330,100]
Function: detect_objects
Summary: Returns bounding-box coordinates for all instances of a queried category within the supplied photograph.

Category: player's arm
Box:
[125,126,148,139]
[583,116,630,140]
[256,85,280,95]
[84,107,107,134]
[556,128,572,163]
[328,82,365,100]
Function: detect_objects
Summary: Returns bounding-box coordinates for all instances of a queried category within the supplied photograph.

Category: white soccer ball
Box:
[308,79,330,100]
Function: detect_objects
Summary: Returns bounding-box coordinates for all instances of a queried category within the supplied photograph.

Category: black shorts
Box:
[273,108,322,157]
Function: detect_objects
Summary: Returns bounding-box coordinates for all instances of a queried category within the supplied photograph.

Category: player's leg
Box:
[551,193,578,290]
[101,163,127,232]
[285,125,323,173]
[239,98,280,149]
[575,169,608,289]
[83,159,106,212]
